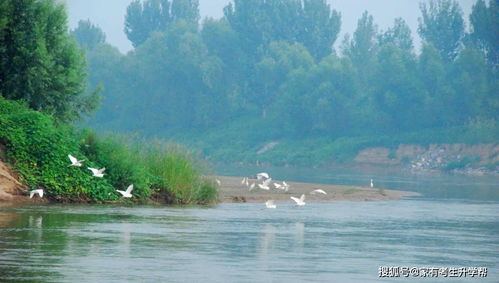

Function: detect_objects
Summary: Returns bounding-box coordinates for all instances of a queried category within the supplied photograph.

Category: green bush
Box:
[0,98,217,204]
[0,98,115,201]
[80,132,151,199]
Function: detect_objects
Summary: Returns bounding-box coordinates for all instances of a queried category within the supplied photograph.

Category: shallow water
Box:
[1,168,498,282]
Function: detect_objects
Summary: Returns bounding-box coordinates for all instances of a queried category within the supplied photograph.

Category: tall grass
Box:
[82,134,218,205]
[141,140,217,205]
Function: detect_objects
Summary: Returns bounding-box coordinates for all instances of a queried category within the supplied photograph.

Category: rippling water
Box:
[1,168,498,282]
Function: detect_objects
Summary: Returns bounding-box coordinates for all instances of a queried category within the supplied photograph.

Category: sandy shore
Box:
[216,176,420,203]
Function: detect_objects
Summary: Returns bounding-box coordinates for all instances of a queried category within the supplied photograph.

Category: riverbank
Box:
[216,176,420,203]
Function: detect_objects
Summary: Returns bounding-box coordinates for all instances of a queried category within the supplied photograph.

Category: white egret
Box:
[274,183,282,189]
[116,184,134,198]
[258,178,272,190]
[88,167,105,177]
[249,183,256,191]
[290,194,306,206]
[216,179,221,185]
[256,172,270,180]
[282,181,290,192]
[265,200,276,209]
[370,179,374,188]
[29,189,44,198]
[68,154,84,167]
[310,189,327,195]
[241,177,247,185]
[258,183,270,190]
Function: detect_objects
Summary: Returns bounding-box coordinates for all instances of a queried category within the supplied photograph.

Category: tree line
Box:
[73,0,497,145]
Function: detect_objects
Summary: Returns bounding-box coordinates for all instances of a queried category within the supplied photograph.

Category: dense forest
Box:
[73,0,498,165]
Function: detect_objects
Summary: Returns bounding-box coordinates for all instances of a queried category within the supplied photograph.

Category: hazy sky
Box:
[66,0,477,54]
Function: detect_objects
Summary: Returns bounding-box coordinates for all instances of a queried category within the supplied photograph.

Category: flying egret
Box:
[265,200,276,209]
[290,194,306,206]
[249,183,256,191]
[256,172,270,180]
[116,184,134,198]
[68,154,84,167]
[274,183,283,189]
[29,189,44,198]
[370,179,374,188]
[88,167,106,178]
[310,189,327,195]
[258,178,272,190]
[258,183,270,190]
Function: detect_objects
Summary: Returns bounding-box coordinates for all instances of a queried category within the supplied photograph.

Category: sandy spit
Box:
[215,176,420,203]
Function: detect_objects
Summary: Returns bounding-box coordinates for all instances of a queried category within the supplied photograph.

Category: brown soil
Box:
[0,159,36,205]
[216,176,420,203]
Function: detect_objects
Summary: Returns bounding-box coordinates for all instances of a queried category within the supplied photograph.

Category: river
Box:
[0,165,497,282]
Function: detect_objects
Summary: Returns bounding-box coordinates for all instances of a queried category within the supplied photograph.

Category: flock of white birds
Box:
[29,154,134,199]
[239,172,329,209]
[29,156,376,204]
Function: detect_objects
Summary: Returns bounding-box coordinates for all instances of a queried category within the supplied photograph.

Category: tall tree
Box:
[124,0,199,48]
[0,0,97,122]
[469,0,499,67]
[418,0,464,61]
[341,11,378,87]
[378,18,413,51]
[224,0,340,61]
[298,0,341,60]
[71,19,106,50]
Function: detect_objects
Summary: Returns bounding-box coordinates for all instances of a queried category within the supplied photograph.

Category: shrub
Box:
[0,98,115,201]
[0,98,217,204]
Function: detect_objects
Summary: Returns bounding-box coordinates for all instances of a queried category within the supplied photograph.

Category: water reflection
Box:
[0,200,497,282]
[259,223,275,255]
[294,222,304,250]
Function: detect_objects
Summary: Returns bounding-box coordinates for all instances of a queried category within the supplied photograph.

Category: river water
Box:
[0,166,498,282]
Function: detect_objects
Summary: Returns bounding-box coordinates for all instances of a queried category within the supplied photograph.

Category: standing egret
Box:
[249,183,256,191]
[370,179,374,188]
[216,179,221,185]
[282,181,290,192]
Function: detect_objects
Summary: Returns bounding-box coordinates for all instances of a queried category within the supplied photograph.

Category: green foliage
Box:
[418,0,464,61]
[124,0,199,47]
[469,0,499,67]
[0,98,115,201]
[82,0,497,168]
[71,19,106,50]
[0,0,98,123]
[443,156,481,171]
[224,0,340,61]
[141,141,217,204]
[80,133,151,199]
[0,98,217,204]
[378,18,413,51]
